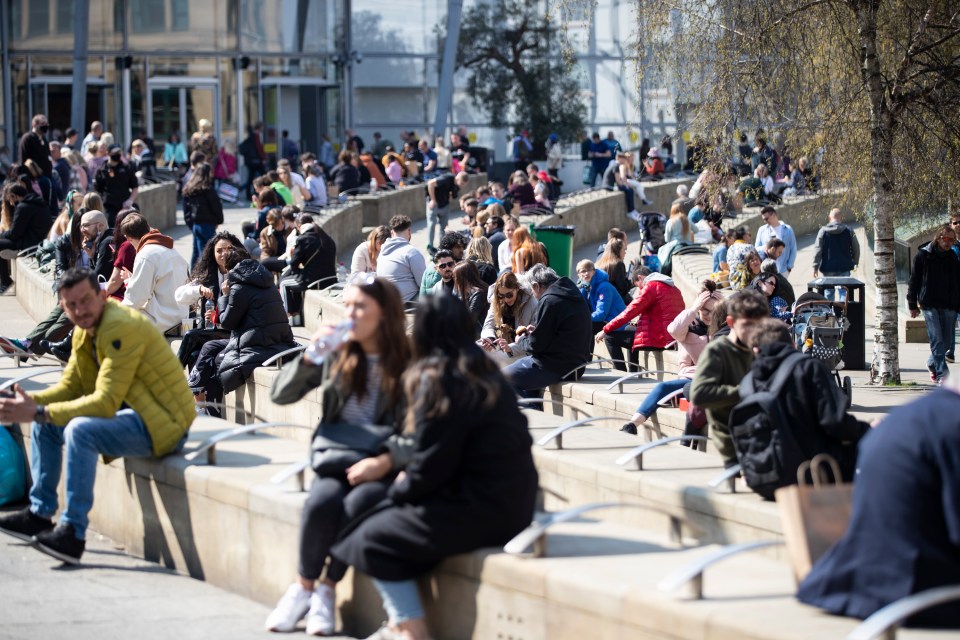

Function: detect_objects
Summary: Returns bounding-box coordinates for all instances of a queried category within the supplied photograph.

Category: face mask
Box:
[39,125,49,134]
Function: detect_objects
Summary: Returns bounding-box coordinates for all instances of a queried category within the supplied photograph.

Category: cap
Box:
[108,144,122,155]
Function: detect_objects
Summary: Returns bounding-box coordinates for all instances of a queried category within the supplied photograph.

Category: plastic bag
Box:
[0,426,26,506]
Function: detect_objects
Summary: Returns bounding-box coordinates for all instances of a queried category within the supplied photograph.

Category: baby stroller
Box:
[792,291,852,400]
[637,211,666,271]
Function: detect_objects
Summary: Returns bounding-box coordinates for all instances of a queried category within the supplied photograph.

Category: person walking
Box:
[907,224,960,385]
[812,207,860,300]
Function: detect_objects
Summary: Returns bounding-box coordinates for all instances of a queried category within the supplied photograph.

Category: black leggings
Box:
[0,238,17,287]
[298,476,389,581]
[186,338,229,404]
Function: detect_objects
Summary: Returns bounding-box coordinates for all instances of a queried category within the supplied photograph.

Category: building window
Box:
[171,0,189,31]
[56,0,75,34]
[130,0,165,33]
[27,0,49,38]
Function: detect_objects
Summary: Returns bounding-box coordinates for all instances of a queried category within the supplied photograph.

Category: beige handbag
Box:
[775,454,853,582]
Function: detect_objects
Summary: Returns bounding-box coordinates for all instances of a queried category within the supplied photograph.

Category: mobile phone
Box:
[0,388,15,398]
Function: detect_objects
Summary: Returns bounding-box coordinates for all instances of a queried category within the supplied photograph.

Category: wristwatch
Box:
[34,405,46,424]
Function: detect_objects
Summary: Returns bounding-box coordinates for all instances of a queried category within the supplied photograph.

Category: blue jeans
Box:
[191,223,217,269]
[425,203,450,249]
[503,356,563,399]
[635,378,689,419]
[29,409,166,539]
[820,271,850,301]
[922,308,957,380]
[618,185,635,213]
[372,578,424,624]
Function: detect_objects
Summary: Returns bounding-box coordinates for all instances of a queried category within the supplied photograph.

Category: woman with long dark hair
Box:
[329,293,538,640]
[265,277,411,636]
[182,162,224,268]
[452,260,489,337]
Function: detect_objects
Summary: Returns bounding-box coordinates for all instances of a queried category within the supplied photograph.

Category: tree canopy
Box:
[457,0,587,145]
[622,0,960,383]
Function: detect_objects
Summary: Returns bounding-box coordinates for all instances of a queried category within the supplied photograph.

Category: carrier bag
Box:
[0,425,27,506]
[774,454,852,582]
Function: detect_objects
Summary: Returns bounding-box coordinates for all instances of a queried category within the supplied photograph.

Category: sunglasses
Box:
[437,261,455,269]
[950,221,960,226]
[496,290,516,300]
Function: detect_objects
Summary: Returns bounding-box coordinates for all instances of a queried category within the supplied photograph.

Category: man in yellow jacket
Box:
[0,267,194,564]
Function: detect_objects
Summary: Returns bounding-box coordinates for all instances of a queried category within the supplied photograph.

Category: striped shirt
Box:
[339,355,383,425]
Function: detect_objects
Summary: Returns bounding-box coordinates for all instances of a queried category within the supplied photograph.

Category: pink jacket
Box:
[667,307,710,379]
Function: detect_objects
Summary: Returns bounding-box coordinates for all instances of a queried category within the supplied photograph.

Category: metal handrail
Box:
[558,357,635,381]
[516,397,589,418]
[194,401,269,425]
[307,275,341,290]
[184,421,313,465]
[260,344,306,368]
[615,435,709,470]
[606,370,674,393]
[504,501,693,557]
[270,457,311,492]
[657,388,685,407]
[656,540,784,599]
[707,464,742,493]
[0,367,63,392]
[847,585,960,640]
[536,416,629,449]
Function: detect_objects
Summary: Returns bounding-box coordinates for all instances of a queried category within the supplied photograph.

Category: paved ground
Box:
[0,200,936,637]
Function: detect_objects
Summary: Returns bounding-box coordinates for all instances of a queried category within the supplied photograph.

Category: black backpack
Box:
[728,351,807,500]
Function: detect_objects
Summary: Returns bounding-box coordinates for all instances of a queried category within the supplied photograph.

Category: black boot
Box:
[40,332,72,362]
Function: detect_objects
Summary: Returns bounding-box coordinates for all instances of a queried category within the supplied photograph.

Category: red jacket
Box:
[604,275,685,349]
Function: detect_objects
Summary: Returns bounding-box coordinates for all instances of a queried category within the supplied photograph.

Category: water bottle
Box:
[337,262,348,283]
[203,299,214,329]
[304,320,353,365]
[369,178,378,193]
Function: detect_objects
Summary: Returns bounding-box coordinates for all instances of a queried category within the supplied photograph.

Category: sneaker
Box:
[0,336,27,355]
[426,244,438,256]
[305,583,336,636]
[626,210,642,222]
[33,523,85,564]
[0,508,54,542]
[620,422,638,435]
[641,198,654,206]
[265,583,312,632]
[928,364,937,382]
[366,624,404,640]
[947,354,955,364]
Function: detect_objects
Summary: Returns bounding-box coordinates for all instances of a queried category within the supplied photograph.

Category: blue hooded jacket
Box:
[579,268,628,325]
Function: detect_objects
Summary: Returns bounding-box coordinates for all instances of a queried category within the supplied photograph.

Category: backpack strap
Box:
[768,351,807,395]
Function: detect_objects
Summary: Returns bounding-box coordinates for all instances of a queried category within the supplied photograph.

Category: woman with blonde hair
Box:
[511,227,547,275]
[465,236,497,285]
[190,118,218,160]
[664,202,693,244]
[351,225,390,275]
[63,149,88,193]
[595,237,631,303]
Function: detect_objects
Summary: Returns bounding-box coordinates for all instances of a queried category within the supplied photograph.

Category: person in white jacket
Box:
[479,271,539,364]
[119,213,189,333]
[375,215,426,303]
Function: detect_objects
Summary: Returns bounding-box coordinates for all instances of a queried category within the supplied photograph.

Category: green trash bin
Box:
[534,225,576,278]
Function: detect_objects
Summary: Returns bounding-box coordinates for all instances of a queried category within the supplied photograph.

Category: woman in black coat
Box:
[0,183,53,290]
[186,249,297,413]
[330,293,539,640]
[182,162,225,268]
[278,222,337,322]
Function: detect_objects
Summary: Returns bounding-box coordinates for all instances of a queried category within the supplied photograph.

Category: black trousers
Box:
[298,476,389,581]
[0,238,16,287]
[602,328,640,372]
[186,338,229,405]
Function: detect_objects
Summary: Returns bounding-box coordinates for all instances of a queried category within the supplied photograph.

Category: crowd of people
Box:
[0,113,957,639]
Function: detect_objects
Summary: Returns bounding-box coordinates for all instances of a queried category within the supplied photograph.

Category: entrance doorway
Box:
[147,78,220,160]
[27,77,109,137]
[259,79,336,168]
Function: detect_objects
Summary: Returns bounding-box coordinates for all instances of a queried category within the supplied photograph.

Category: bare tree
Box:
[605,0,960,384]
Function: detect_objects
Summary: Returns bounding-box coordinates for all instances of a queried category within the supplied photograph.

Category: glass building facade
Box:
[1,0,677,162]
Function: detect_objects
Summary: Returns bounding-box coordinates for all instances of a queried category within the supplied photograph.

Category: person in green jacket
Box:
[0,267,195,564]
[689,289,768,466]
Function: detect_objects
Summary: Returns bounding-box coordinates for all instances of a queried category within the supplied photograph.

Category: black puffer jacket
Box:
[2,192,52,249]
[906,241,960,312]
[216,259,297,393]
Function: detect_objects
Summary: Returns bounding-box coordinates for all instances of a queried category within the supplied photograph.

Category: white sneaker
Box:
[305,583,336,636]
[627,210,642,222]
[265,583,312,632]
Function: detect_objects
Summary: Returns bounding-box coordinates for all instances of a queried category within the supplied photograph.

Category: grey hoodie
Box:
[375,236,427,302]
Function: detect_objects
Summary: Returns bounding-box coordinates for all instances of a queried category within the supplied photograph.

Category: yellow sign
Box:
[682,131,692,142]
[468,132,477,143]
[628,131,639,143]
[264,143,278,153]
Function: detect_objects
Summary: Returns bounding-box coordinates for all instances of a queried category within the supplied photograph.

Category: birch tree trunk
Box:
[856,0,901,384]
